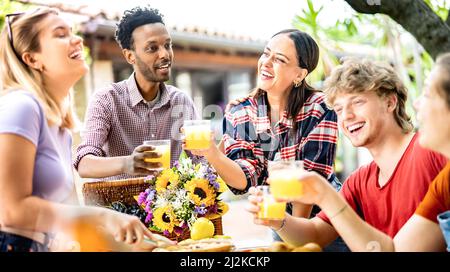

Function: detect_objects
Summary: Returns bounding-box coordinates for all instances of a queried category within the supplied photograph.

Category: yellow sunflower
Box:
[152,206,177,233]
[155,169,180,192]
[216,177,229,193]
[185,178,216,206]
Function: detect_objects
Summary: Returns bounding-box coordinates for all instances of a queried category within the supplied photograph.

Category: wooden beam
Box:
[173,49,259,69]
[83,37,260,69]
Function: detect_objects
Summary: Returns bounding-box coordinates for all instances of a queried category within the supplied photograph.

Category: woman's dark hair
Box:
[435,52,450,109]
[256,29,320,130]
[115,6,164,50]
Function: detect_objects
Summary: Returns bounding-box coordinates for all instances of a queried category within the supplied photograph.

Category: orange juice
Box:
[185,128,211,149]
[258,198,286,220]
[145,145,170,169]
[269,169,303,198]
[53,218,113,252]
[143,140,171,169]
[184,120,211,150]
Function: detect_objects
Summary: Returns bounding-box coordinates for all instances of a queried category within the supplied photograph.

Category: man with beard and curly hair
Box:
[74,6,199,180]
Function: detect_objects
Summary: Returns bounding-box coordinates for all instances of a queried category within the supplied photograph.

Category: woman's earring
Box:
[293,80,301,88]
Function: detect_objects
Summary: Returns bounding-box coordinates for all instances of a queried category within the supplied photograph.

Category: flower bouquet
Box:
[136,152,229,240]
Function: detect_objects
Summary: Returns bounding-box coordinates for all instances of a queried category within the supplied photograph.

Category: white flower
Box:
[187,213,197,228]
[180,157,192,172]
[170,189,186,210]
[172,198,183,210]
[176,188,188,200]
[153,194,170,209]
[194,164,208,179]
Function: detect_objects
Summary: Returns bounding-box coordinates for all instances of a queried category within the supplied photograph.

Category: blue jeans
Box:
[437,210,450,252]
[0,231,49,252]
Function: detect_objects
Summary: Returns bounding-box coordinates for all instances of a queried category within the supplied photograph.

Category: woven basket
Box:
[82,177,148,206]
[82,177,223,242]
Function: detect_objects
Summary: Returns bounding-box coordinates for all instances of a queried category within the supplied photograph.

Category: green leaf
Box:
[178,150,188,161]
[149,225,162,232]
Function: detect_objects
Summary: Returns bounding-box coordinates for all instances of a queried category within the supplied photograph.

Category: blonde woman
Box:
[0,8,165,251]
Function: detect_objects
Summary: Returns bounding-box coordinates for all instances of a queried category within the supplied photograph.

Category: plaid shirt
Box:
[74,73,199,180]
[223,92,341,195]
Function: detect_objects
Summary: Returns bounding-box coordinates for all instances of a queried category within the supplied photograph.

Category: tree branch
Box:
[343,0,381,14]
[344,0,450,59]
[446,7,450,27]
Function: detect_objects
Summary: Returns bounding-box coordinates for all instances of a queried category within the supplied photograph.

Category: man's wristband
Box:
[329,205,348,220]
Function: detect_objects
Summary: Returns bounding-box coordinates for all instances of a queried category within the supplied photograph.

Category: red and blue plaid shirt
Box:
[223,92,341,195]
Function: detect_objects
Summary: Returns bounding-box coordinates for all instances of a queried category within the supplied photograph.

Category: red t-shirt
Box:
[317,133,448,237]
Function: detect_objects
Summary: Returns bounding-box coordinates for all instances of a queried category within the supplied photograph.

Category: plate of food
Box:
[239,241,322,252]
[152,237,235,252]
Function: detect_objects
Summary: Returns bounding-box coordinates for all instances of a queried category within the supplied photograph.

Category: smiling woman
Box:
[1,8,86,128]
[185,28,342,249]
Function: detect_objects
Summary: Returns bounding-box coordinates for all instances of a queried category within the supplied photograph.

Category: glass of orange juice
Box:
[143,140,171,169]
[268,160,304,199]
[183,120,211,150]
[257,185,286,220]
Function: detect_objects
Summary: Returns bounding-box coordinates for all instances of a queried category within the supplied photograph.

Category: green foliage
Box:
[423,0,449,20]
[82,46,92,66]
[292,0,442,178]
[0,0,32,30]
[292,0,338,84]
[293,0,435,99]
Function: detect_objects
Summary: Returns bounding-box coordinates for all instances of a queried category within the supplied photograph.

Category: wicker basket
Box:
[82,177,148,206]
[82,177,223,242]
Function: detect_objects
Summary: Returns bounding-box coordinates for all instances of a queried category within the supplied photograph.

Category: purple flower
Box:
[179,221,188,229]
[205,171,218,188]
[174,226,184,236]
[207,174,216,182]
[137,191,148,205]
[194,204,207,215]
[145,212,153,224]
[163,230,170,237]
[207,203,218,214]
[145,201,152,213]
[211,180,220,190]
[146,189,156,202]
[144,175,154,183]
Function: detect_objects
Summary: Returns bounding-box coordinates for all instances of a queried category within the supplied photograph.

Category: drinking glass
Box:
[143,139,171,169]
[183,120,211,150]
[268,160,304,199]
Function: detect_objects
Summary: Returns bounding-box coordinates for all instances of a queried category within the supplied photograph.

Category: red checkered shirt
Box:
[223,92,340,194]
[74,73,199,180]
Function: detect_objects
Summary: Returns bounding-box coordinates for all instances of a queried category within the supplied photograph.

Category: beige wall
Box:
[91,60,114,95]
